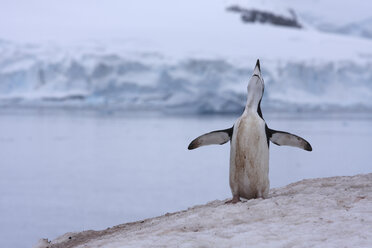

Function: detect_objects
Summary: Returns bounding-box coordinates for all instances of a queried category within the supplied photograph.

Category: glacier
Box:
[1,38,371,114]
[1,0,372,114]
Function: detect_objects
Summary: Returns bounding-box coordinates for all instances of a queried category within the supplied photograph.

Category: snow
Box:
[0,1,372,113]
[35,173,372,248]
[1,31,372,113]
[228,0,372,39]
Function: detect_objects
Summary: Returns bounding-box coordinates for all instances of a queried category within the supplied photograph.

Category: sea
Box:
[0,109,371,248]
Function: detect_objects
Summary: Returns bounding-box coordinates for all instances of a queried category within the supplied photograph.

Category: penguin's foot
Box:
[225,196,241,204]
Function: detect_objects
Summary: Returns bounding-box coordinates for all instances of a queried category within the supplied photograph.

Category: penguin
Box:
[188,59,312,203]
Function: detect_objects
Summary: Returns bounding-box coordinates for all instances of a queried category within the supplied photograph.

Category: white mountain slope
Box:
[227,0,372,39]
[1,1,372,114]
[34,173,372,248]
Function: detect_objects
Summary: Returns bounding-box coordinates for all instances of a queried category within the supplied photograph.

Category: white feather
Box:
[230,110,269,199]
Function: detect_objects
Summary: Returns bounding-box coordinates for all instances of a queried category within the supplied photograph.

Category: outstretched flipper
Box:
[268,129,312,151]
[188,127,233,150]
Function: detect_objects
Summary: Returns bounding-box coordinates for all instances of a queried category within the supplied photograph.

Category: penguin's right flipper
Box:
[269,129,312,151]
[188,127,233,150]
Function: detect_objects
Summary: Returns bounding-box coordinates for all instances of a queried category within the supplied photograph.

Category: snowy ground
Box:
[35,173,372,248]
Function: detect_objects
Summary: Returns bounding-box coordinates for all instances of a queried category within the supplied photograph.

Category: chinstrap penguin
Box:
[188,60,312,203]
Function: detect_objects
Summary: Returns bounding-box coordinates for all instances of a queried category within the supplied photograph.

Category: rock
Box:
[227,5,302,28]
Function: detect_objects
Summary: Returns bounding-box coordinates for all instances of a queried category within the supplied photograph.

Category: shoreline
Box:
[35,173,372,248]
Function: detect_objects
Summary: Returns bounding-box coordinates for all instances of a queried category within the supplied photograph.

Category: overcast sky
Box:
[0,0,230,42]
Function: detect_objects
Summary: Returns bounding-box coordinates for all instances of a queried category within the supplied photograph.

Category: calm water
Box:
[0,111,371,248]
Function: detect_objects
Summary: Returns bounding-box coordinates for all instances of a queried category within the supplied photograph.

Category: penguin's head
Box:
[247,59,264,105]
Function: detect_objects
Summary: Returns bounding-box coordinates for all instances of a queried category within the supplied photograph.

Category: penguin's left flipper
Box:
[269,129,312,151]
[188,127,233,150]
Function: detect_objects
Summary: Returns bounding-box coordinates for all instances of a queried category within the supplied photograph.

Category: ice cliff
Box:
[1,0,372,114]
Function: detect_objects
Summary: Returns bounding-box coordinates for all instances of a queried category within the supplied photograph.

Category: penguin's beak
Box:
[253,59,261,78]
[247,59,264,97]
[246,59,265,104]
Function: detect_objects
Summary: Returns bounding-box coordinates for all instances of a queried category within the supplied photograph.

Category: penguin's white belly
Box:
[230,112,269,199]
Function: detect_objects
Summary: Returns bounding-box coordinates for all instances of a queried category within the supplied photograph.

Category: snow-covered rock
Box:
[226,5,302,28]
[35,173,372,248]
[228,0,372,39]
